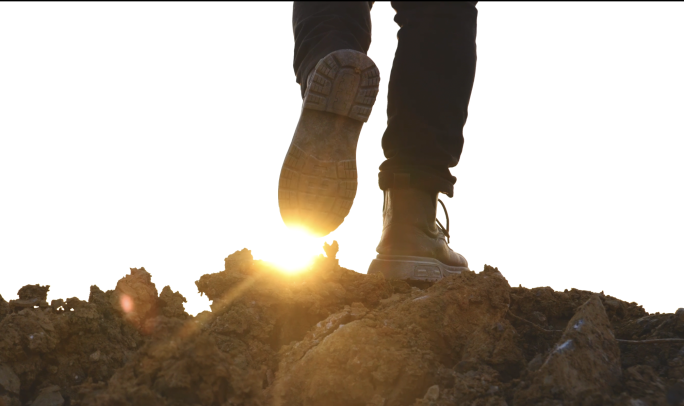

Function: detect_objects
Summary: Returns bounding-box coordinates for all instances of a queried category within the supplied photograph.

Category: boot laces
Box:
[382,193,451,244]
[436,199,450,244]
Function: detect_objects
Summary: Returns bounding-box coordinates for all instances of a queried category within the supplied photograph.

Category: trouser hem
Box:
[378,170,455,197]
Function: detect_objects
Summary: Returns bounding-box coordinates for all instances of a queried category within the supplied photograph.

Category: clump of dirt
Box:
[1,245,683,406]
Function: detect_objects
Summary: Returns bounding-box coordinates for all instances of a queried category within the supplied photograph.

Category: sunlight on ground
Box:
[253,227,326,273]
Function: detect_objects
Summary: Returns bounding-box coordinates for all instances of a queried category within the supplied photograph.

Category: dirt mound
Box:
[1,246,683,406]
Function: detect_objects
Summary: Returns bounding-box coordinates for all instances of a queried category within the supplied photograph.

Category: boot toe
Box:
[446,248,468,269]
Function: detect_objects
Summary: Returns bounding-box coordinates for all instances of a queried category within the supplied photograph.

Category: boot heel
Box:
[367,255,469,282]
[303,49,379,122]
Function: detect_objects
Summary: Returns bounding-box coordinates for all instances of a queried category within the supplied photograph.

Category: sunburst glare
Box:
[254,227,325,273]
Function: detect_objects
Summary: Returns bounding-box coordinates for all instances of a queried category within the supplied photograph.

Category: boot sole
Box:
[279,49,380,237]
[367,254,469,282]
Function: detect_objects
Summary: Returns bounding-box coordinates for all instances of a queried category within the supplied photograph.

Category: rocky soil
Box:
[1,244,683,406]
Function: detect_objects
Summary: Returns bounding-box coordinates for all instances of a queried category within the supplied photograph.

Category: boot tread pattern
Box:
[279,144,357,234]
[303,50,379,123]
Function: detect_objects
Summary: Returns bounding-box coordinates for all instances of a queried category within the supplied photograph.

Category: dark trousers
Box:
[293,1,478,197]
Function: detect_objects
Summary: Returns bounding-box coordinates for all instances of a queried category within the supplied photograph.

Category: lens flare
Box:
[257,227,323,273]
[120,294,134,313]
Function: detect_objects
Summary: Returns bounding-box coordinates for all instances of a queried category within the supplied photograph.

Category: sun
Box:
[257,227,324,273]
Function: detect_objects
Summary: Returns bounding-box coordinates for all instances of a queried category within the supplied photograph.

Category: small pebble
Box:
[90,350,101,362]
[423,385,439,401]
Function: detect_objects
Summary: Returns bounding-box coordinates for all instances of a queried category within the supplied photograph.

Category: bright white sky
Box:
[1,3,682,316]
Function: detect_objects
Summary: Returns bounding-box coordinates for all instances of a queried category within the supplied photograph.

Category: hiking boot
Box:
[278,49,380,237]
[368,187,469,282]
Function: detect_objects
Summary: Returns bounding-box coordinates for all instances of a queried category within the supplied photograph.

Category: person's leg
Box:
[293,2,373,96]
[378,1,478,198]
[280,2,380,237]
[369,2,478,282]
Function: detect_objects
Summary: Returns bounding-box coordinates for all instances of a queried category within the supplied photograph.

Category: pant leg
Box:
[378,1,478,197]
[292,2,373,97]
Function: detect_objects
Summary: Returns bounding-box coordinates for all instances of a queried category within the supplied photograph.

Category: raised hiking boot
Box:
[278,49,380,237]
[368,187,470,282]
